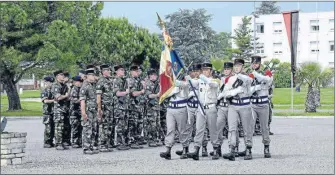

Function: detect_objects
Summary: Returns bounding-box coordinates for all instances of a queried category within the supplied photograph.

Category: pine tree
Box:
[255,2,280,15]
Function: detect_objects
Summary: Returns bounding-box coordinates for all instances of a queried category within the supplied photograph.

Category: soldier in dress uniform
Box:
[69,75,83,148]
[220,59,253,161]
[248,55,273,158]
[79,68,99,154]
[96,64,114,152]
[41,76,55,148]
[187,62,221,160]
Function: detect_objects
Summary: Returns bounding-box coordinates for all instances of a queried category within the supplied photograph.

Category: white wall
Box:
[231,11,334,69]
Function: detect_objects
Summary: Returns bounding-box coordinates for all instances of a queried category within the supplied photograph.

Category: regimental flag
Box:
[282,10,299,85]
[157,13,185,104]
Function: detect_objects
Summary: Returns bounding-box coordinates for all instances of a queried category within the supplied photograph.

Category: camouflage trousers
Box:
[54,112,68,146]
[146,109,160,142]
[63,113,71,144]
[114,108,128,146]
[99,107,113,149]
[43,114,55,145]
[82,109,98,150]
[159,110,167,141]
[128,109,144,144]
[70,113,82,146]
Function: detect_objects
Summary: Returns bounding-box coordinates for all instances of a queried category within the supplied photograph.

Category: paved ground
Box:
[1,117,334,174]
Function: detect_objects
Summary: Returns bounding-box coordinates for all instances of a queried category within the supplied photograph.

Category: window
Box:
[273,22,282,33]
[310,20,319,32]
[256,23,264,33]
[273,42,283,54]
[330,41,334,52]
[330,19,334,31]
[256,43,264,54]
[310,41,319,53]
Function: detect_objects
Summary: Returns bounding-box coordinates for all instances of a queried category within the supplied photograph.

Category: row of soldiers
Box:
[42,64,170,154]
[159,55,274,161]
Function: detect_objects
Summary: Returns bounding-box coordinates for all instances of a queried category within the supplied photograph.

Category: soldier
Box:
[176,64,209,157]
[159,75,189,160]
[159,99,168,144]
[41,76,55,148]
[69,76,83,148]
[248,55,273,158]
[220,59,253,161]
[96,64,114,152]
[62,72,72,147]
[51,70,70,150]
[187,62,221,160]
[144,69,161,147]
[127,65,146,149]
[112,65,131,150]
[268,83,274,135]
[80,68,99,154]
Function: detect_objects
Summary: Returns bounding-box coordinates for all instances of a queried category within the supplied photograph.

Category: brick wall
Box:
[1,132,27,166]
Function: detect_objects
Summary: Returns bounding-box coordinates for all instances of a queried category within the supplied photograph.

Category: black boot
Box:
[160,147,171,160]
[223,146,235,161]
[175,148,183,156]
[180,147,189,159]
[234,146,239,157]
[187,146,200,160]
[209,145,221,157]
[269,131,274,135]
[264,145,271,158]
[202,146,208,157]
[244,146,252,160]
[212,146,220,160]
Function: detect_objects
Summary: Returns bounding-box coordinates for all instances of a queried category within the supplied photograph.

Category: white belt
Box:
[203,104,216,109]
[232,99,250,104]
[168,103,187,108]
[251,98,268,103]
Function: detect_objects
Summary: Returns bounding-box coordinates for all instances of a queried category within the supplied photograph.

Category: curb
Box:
[273,116,334,118]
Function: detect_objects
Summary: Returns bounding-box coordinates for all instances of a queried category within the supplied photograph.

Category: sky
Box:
[101,1,334,34]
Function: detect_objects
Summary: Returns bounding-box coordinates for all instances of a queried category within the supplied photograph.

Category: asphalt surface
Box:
[1,117,334,174]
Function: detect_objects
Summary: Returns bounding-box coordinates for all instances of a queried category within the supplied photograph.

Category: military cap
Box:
[251,55,262,63]
[194,64,202,70]
[72,75,83,82]
[147,69,157,76]
[79,70,86,75]
[86,64,96,70]
[63,71,70,78]
[130,65,140,71]
[223,62,234,68]
[234,58,245,65]
[201,62,212,69]
[188,65,194,72]
[100,64,110,70]
[53,70,63,77]
[114,65,124,71]
[43,76,54,82]
[85,69,95,75]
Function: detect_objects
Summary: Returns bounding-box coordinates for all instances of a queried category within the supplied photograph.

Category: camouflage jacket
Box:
[79,81,97,111]
[41,86,54,115]
[51,82,69,113]
[96,76,114,106]
[128,76,146,107]
[144,79,160,110]
[70,85,81,116]
[112,76,129,109]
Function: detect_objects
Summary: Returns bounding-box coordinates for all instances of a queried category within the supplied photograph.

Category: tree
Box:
[159,9,216,64]
[0,2,103,111]
[273,62,291,88]
[255,2,280,15]
[209,32,232,60]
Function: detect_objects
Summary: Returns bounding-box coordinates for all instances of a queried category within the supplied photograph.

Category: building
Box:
[231,11,334,69]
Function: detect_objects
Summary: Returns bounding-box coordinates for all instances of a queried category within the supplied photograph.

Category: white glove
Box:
[188,91,195,98]
[224,86,243,98]
[217,92,225,100]
[185,75,192,81]
[199,74,209,83]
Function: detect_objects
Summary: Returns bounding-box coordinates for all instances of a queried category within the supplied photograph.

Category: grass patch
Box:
[1,90,41,99]
[274,105,334,110]
[274,112,334,116]
[273,88,334,105]
[1,99,42,116]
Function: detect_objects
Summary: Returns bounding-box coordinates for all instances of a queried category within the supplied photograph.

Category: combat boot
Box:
[202,146,208,157]
[160,146,171,160]
[99,146,109,152]
[234,146,239,157]
[244,146,252,160]
[130,143,141,149]
[180,147,189,159]
[256,131,262,135]
[264,145,271,158]
[175,148,183,156]
[117,145,130,151]
[187,146,200,160]
[44,144,52,148]
[148,141,158,147]
[269,131,274,135]
[222,146,235,161]
[212,146,220,160]
[62,143,70,150]
[56,145,65,150]
[92,147,99,154]
[156,140,163,146]
[210,145,222,157]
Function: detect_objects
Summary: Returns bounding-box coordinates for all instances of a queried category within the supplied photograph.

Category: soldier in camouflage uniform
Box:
[41,76,55,148]
[79,68,99,155]
[268,83,274,135]
[51,70,70,150]
[144,69,161,147]
[96,64,114,152]
[62,72,72,146]
[159,99,168,144]
[112,65,131,150]
[127,65,145,149]
[69,76,83,148]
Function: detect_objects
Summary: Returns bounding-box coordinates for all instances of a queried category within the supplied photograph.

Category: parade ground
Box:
[1,117,334,174]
